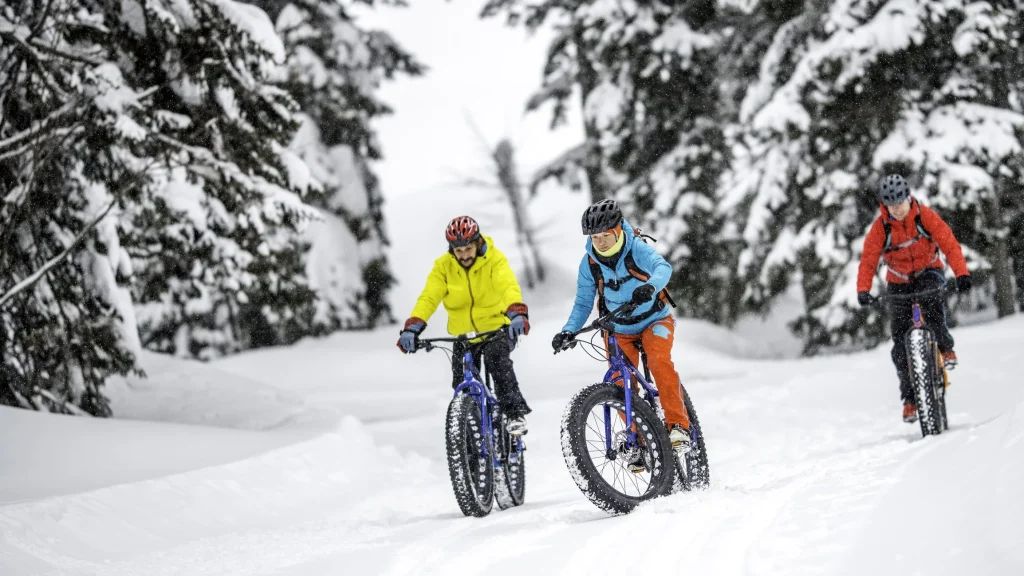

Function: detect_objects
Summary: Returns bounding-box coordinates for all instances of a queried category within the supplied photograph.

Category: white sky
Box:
[351,0,584,200]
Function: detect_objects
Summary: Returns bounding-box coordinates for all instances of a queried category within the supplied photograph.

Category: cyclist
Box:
[397,216,532,435]
[552,199,691,456]
[856,174,972,423]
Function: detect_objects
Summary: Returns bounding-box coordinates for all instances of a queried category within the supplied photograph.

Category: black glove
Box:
[551,331,575,353]
[957,275,972,293]
[631,284,656,304]
[857,292,873,307]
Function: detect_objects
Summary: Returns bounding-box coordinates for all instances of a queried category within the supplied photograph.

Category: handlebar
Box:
[553,302,639,354]
[869,283,957,306]
[414,327,508,352]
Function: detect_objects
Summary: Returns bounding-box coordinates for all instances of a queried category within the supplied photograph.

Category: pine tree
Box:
[484,0,736,321]
[728,0,1024,353]
[874,0,1024,319]
[1,0,327,414]
[258,0,422,330]
[1,1,143,413]
[111,0,321,359]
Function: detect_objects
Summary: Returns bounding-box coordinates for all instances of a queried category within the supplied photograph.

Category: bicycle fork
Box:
[603,368,642,460]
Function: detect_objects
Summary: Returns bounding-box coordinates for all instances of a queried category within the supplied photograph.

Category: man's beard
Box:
[458,256,476,268]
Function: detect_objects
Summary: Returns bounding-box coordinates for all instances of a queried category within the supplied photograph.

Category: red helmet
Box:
[445,216,481,247]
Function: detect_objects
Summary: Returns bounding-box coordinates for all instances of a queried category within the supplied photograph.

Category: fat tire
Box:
[676,385,711,491]
[445,394,494,517]
[561,383,676,515]
[494,416,526,510]
[907,329,942,437]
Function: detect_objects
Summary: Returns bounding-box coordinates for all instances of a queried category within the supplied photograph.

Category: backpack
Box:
[588,227,677,326]
[881,211,932,253]
[880,209,941,280]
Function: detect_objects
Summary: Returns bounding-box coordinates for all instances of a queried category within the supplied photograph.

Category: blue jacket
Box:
[562,220,672,335]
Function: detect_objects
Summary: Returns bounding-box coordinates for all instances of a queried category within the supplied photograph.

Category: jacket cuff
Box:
[403,317,427,333]
[506,303,529,319]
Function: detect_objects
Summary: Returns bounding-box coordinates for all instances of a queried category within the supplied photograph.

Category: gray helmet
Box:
[878,174,910,206]
[581,199,623,235]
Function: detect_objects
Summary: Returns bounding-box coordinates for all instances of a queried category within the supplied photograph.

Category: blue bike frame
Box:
[601,333,661,456]
[453,348,523,468]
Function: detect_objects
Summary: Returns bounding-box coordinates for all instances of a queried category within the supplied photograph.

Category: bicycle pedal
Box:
[673,443,692,456]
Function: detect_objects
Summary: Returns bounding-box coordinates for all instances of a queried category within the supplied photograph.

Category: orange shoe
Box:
[903,401,918,423]
[941,350,957,370]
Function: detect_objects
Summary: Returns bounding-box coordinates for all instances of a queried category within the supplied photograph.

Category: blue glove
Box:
[508,314,527,340]
[399,331,417,353]
[397,318,426,354]
[505,303,530,342]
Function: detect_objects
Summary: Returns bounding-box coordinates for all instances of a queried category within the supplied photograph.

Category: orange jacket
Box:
[857,199,969,292]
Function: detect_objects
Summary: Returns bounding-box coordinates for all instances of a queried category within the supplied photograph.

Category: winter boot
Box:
[669,424,692,454]
[941,350,958,371]
[506,415,527,436]
[903,401,918,424]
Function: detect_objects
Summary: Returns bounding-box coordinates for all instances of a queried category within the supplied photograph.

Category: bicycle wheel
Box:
[907,328,943,437]
[445,394,494,517]
[675,385,711,491]
[560,383,676,515]
[494,414,526,510]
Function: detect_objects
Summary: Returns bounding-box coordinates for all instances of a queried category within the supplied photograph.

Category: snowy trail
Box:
[4,311,1023,575]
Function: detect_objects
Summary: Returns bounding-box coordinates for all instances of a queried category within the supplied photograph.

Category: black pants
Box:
[888,269,954,403]
[451,335,531,418]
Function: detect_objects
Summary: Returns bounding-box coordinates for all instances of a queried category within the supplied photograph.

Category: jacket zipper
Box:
[466,269,480,333]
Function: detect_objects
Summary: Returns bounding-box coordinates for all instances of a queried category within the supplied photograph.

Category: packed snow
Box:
[3,184,1022,575]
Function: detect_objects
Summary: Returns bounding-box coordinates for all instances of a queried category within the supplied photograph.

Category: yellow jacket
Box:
[410,236,525,336]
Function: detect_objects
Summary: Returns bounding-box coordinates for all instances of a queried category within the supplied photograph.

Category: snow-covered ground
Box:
[3,173,1023,576]
[3,272,1023,574]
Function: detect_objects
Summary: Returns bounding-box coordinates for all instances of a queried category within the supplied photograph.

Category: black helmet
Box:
[581,199,623,235]
[878,174,910,206]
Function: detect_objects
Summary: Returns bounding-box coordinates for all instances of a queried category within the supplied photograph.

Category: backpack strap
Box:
[588,257,610,318]
[915,212,932,241]
[589,252,677,326]
[880,208,941,279]
[623,252,678,309]
[882,212,933,254]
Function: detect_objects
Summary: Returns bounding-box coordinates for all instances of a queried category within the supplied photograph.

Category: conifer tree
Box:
[259,0,422,329]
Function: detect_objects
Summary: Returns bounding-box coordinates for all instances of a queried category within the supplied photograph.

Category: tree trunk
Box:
[494,140,545,287]
[984,187,1017,317]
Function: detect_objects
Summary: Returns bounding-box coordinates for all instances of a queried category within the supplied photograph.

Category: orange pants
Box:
[606,317,690,430]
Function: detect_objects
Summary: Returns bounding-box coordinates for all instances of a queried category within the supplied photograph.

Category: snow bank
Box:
[104,350,321,430]
[0,417,432,575]
[0,406,299,504]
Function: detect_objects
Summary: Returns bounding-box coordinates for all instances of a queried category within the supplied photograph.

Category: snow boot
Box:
[941,350,957,371]
[669,424,691,454]
[506,416,527,436]
[903,401,918,423]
